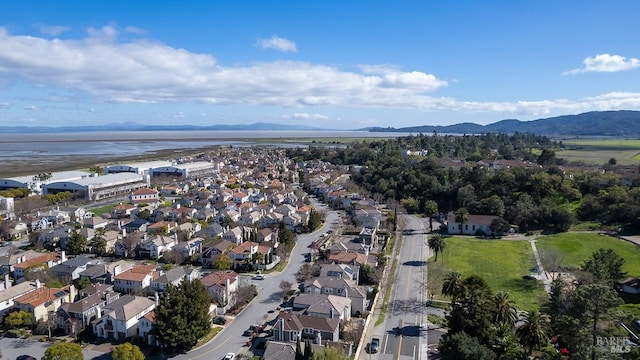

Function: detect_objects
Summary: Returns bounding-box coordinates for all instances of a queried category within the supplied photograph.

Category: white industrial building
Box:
[105,161,173,176]
[43,173,149,201]
[150,161,217,179]
[0,170,93,195]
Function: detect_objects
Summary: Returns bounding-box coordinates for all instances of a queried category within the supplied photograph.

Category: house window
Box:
[304,328,314,334]
[337,289,342,294]
[465,225,468,230]
[472,225,476,230]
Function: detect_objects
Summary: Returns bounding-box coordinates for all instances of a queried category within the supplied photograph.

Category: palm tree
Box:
[428,234,446,261]
[516,310,550,356]
[454,207,469,235]
[424,200,438,232]
[442,271,464,306]
[494,291,518,328]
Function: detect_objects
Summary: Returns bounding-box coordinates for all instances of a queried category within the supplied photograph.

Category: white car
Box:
[224,353,235,360]
[252,274,265,280]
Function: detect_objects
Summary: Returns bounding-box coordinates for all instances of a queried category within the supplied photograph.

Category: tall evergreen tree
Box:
[154,278,211,350]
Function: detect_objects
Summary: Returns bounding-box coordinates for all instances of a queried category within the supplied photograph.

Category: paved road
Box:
[161,200,340,360]
[368,215,430,360]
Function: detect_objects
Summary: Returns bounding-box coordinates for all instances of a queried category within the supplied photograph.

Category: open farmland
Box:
[557,139,640,165]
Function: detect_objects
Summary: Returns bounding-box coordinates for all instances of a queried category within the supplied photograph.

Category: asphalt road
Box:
[368,215,430,360]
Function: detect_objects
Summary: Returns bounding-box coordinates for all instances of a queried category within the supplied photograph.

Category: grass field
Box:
[557,139,640,165]
[536,232,640,277]
[428,237,546,311]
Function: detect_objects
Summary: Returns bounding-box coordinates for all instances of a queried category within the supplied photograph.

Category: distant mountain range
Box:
[1,110,639,136]
[0,122,325,133]
[367,110,640,137]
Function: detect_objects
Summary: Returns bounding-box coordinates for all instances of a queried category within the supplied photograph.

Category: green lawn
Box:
[536,232,640,277]
[90,204,114,216]
[428,237,546,311]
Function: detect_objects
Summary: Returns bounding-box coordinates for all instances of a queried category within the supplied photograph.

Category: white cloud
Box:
[0,101,11,108]
[1,27,639,119]
[291,113,329,120]
[0,27,448,108]
[125,26,147,35]
[23,105,40,110]
[257,36,298,53]
[564,54,640,75]
[36,24,71,36]
[172,112,187,118]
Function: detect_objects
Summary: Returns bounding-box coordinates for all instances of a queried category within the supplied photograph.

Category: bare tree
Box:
[539,248,566,280]
[236,284,258,306]
[341,318,364,344]
[426,260,446,300]
[162,249,186,264]
[279,280,293,293]
[296,263,321,283]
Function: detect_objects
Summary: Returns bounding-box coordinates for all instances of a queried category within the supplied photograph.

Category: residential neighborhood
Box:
[0,146,394,359]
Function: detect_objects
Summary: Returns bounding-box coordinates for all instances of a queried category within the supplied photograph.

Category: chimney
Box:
[61,250,67,263]
[35,279,41,289]
[316,331,321,345]
[4,274,11,289]
[154,291,160,306]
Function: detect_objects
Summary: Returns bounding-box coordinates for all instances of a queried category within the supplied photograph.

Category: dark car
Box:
[370,338,380,353]
[213,316,227,325]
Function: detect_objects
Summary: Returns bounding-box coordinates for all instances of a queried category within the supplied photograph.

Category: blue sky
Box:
[1,1,639,129]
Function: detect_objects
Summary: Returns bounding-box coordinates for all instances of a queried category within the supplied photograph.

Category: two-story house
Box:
[273,312,340,343]
[92,295,156,341]
[113,264,159,295]
[14,281,76,322]
[303,277,367,316]
[200,270,238,312]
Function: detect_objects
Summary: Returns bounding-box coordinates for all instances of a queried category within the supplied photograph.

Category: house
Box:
[92,295,156,341]
[13,251,64,282]
[150,267,199,293]
[130,188,160,206]
[320,264,359,284]
[111,203,136,219]
[222,227,244,245]
[0,250,46,274]
[327,252,369,267]
[195,223,226,239]
[138,234,178,259]
[176,222,202,239]
[139,310,160,346]
[38,226,74,249]
[83,216,110,230]
[273,312,340,343]
[147,221,178,235]
[228,241,259,269]
[13,281,76,322]
[303,277,367,316]
[0,280,38,315]
[201,270,238,311]
[447,214,499,236]
[57,286,120,335]
[49,256,94,281]
[293,294,352,320]
[173,238,203,259]
[621,277,640,294]
[199,239,235,266]
[121,218,149,233]
[113,264,159,294]
[262,341,296,360]
[257,228,275,243]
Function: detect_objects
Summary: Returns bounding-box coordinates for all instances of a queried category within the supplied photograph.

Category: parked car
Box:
[223,353,235,360]
[213,316,227,325]
[252,274,265,280]
[370,338,380,353]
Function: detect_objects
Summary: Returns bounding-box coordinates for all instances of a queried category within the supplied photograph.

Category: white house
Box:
[92,295,156,341]
[446,214,499,236]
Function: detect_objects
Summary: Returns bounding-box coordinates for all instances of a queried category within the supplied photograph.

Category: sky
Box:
[1,1,640,129]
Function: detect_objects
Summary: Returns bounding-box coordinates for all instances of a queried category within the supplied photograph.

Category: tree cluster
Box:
[289,133,640,234]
